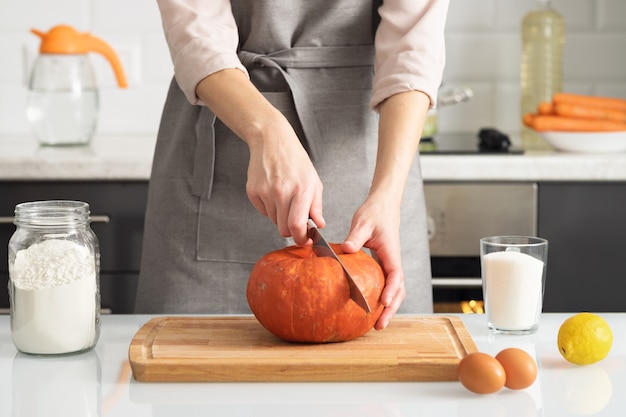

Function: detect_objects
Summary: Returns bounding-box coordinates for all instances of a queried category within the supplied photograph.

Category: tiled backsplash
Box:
[442,0,626,139]
[1,0,625,139]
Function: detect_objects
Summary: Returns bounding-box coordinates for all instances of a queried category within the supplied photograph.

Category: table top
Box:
[0,313,624,417]
[3,135,626,181]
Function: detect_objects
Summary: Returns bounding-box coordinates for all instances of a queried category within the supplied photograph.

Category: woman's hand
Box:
[196,69,324,244]
[341,196,405,330]
[342,90,431,329]
[245,116,324,245]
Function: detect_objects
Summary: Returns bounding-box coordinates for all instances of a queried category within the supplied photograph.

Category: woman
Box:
[136,0,448,330]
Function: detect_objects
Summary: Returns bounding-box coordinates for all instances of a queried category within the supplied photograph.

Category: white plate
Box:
[541,131,626,153]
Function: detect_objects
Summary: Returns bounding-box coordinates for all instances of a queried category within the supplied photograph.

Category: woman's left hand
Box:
[341,90,431,330]
[341,196,405,330]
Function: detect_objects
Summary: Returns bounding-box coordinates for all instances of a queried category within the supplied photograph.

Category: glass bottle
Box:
[8,200,101,355]
[27,25,127,146]
[520,0,565,151]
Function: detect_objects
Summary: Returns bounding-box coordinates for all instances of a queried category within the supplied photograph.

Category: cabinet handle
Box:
[432,278,482,289]
[0,215,110,224]
[91,215,111,224]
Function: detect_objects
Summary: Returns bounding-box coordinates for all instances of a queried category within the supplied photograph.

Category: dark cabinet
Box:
[1,181,148,313]
[538,182,626,312]
[4,180,625,314]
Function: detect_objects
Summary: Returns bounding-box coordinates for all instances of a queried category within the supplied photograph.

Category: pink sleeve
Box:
[156,0,248,104]
[371,0,449,110]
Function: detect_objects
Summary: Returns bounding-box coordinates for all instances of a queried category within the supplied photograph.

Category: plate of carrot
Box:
[524,93,626,153]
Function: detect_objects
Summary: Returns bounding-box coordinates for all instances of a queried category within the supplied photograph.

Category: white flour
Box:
[10,239,98,354]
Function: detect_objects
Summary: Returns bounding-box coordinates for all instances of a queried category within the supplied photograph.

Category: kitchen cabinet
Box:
[538,182,626,312]
[425,181,538,312]
[425,180,626,313]
[3,180,625,314]
[0,181,148,313]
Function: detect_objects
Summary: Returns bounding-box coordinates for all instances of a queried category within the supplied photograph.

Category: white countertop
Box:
[2,135,626,181]
[0,135,157,181]
[421,152,626,181]
[0,313,624,417]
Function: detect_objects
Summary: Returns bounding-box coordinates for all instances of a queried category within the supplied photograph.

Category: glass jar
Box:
[8,200,101,355]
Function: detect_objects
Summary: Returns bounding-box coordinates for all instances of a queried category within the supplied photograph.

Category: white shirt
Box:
[156,0,449,110]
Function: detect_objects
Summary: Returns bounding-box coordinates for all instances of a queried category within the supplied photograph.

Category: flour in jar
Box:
[10,238,98,354]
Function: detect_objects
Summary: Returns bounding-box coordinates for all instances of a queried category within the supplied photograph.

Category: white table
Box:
[1,313,624,416]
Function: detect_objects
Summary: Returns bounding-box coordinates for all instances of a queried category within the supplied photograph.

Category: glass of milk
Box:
[480,236,548,334]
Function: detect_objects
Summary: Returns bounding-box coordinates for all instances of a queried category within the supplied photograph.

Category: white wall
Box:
[0,0,170,137]
[0,0,625,138]
[442,0,626,137]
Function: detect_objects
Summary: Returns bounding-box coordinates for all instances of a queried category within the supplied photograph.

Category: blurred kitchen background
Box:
[1,0,626,141]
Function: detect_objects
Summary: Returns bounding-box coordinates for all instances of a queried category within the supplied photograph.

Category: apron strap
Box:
[239,50,323,160]
[239,45,375,161]
[241,45,375,68]
[192,45,374,200]
[192,106,217,199]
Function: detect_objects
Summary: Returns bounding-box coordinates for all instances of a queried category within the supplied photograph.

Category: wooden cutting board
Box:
[129,315,477,382]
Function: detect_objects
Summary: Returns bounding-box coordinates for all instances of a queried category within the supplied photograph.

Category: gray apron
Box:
[135,0,433,314]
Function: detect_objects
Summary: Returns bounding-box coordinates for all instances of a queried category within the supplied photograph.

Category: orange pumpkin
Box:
[246,244,385,343]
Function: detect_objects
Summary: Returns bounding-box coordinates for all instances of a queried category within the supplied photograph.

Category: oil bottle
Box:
[520,0,565,151]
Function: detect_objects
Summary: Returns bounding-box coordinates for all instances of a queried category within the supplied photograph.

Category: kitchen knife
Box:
[307,219,372,313]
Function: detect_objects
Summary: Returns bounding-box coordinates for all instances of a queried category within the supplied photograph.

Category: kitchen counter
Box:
[0,313,624,416]
[421,152,626,181]
[2,135,626,181]
[0,135,156,181]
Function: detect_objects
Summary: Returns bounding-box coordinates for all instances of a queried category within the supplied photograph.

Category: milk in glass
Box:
[483,249,545,332]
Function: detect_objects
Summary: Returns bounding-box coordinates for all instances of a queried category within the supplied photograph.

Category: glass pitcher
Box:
[27,25,127,146]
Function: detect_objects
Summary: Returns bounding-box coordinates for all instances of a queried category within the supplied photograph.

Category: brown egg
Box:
[495,348,538,390]
[457,352,506,394]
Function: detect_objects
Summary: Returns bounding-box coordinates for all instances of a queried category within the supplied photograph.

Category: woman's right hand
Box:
[195,69,324,245]
[245,114,325,245]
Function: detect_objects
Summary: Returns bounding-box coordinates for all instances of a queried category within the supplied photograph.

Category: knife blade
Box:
[307,219,371,313]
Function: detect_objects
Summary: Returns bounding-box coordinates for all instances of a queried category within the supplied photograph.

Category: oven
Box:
[424,182,538,313]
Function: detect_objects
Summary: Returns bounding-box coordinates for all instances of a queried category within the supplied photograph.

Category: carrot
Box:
[554,102,626,122]
[523,113,536,128]
[553,92,626,112]
[526,115,626,132]
[538,101,554,115]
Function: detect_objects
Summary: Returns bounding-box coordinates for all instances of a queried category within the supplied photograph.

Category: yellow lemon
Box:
[557,313,613,365]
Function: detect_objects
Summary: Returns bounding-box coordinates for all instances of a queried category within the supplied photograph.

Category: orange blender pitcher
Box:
[27,25,127,146]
